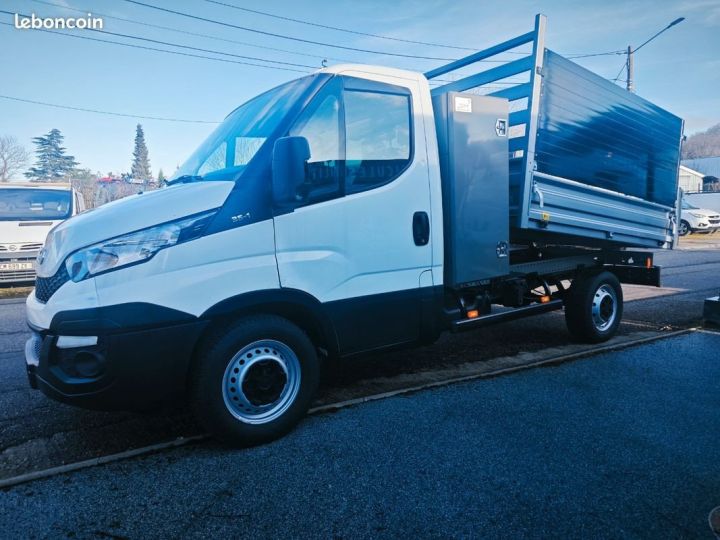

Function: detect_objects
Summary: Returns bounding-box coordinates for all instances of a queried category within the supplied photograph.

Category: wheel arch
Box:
[199,288,340,359]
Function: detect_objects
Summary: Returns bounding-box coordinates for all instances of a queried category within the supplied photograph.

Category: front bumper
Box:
[691,220,720,232]
[26,313,208,411]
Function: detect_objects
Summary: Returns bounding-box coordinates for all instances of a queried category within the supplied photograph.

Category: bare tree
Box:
[0,135,29,182]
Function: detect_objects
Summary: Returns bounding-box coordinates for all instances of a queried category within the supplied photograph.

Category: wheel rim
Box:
[592,284,618,332]
[222,339,301,425]
[679,222,689,235]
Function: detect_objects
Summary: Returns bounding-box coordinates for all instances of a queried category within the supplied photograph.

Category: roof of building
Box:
[681,157,720,178]
[679,165,705,176]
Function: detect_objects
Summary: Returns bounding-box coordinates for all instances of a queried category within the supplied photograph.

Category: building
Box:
[681,156,720,179]
[678,165,705,193]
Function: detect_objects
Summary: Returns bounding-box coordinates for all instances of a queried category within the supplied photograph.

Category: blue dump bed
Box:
[427,15,684,249]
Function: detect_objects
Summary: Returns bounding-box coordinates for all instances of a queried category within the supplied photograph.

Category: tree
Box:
[25,129,78,182]
[682,123,720,159]
[131,124,151,183]
[0,135,29,182]
[157,168,165,184]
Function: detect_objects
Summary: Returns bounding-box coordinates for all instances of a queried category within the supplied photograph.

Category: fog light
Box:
[73,351,104,378]
[55,346,106,379]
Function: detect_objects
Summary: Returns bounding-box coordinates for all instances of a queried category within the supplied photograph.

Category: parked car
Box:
[0,184,85,284]
[679,200,720,236]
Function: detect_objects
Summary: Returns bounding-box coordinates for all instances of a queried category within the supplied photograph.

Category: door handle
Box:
[412,211,430,246]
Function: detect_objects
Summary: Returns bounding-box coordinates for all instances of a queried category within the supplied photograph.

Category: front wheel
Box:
[678,220,691,236]
[190,315,319,447]
[564,271,623,343]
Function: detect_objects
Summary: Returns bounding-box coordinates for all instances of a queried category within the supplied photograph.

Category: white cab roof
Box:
[0,183,72,191]
[319,64,426,83]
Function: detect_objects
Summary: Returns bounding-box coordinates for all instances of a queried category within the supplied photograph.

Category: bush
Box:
[68,177,159,210]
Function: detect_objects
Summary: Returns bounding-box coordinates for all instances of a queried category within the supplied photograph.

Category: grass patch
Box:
[0,286,32,300]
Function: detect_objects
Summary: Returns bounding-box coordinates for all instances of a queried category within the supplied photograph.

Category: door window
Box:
[288,79,342,204]
[283,77,412,208]
[344,90,411,194]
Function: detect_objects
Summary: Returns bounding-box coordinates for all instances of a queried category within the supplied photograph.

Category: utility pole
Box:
[623,17,684,92]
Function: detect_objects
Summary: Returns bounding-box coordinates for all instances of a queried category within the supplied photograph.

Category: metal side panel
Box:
[534,51,683,210]
[524,172,674,248]
[513,49,683,248]
[433,92,510,286]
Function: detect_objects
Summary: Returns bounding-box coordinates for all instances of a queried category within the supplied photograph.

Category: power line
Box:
[26,0,604,66]
[200,0,482,52]
[567,50,625,59]
[204,0,609,58]
[611,60,628,83]
[0,94,220,123]
[2,9,317,69]
[119,0,460,61]
[29,0,349,65]
[0,20,310,73]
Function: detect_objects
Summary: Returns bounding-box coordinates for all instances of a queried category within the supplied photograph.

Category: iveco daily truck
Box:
[25,15,684,446]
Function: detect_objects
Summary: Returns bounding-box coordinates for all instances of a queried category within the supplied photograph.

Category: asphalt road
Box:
[0,243,719,480]
[1,331,718,538]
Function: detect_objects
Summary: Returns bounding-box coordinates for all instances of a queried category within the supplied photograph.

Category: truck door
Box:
[273,75,433,354]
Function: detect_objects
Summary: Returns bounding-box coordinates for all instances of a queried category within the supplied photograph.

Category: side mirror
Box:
[272,136,310,206]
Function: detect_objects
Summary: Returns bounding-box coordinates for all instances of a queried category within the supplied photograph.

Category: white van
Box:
[0,184,85,283]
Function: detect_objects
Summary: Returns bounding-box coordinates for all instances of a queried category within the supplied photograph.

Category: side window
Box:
[234,137,264,166]
[198,142,227,176]
[344,90,411,194]
[289,80,341,205]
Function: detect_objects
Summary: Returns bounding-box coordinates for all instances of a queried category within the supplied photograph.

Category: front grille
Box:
[35,264,70,303]
[0,243,43,252]
[0,269,36,282]
[25,331,43,368]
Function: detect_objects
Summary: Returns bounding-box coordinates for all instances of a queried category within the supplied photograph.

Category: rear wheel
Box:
[191,315,319,447]
[564,271,623,343]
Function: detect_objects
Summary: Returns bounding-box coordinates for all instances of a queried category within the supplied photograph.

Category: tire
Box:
[678,220,690,236]
[564,271,623,343]
[190,315,319,447]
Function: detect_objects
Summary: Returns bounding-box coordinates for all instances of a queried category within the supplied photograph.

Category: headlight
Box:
[689,212,706,218]
[65,210,216,282]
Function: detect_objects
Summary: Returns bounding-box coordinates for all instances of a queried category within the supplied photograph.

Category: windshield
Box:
[0,188,72,221]
[172,76,316,182]
[681,200,699,210]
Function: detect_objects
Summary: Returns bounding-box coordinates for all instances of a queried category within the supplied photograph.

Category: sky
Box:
[1,0,719,180]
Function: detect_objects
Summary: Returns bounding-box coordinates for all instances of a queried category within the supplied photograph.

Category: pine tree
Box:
[131,124,152,183]
[25,129,78,182]
[157,168,165,184]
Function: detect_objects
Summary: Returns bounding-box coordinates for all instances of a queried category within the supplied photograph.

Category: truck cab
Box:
[24,15,682,446]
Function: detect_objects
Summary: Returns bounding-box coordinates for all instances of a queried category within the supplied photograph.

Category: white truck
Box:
[0,184,85,283]
[25,15,683,446]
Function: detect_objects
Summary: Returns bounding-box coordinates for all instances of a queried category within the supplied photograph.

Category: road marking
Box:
[0,327,697,490]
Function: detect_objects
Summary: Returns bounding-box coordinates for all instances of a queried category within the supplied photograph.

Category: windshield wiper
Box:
[166,175,204,186]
